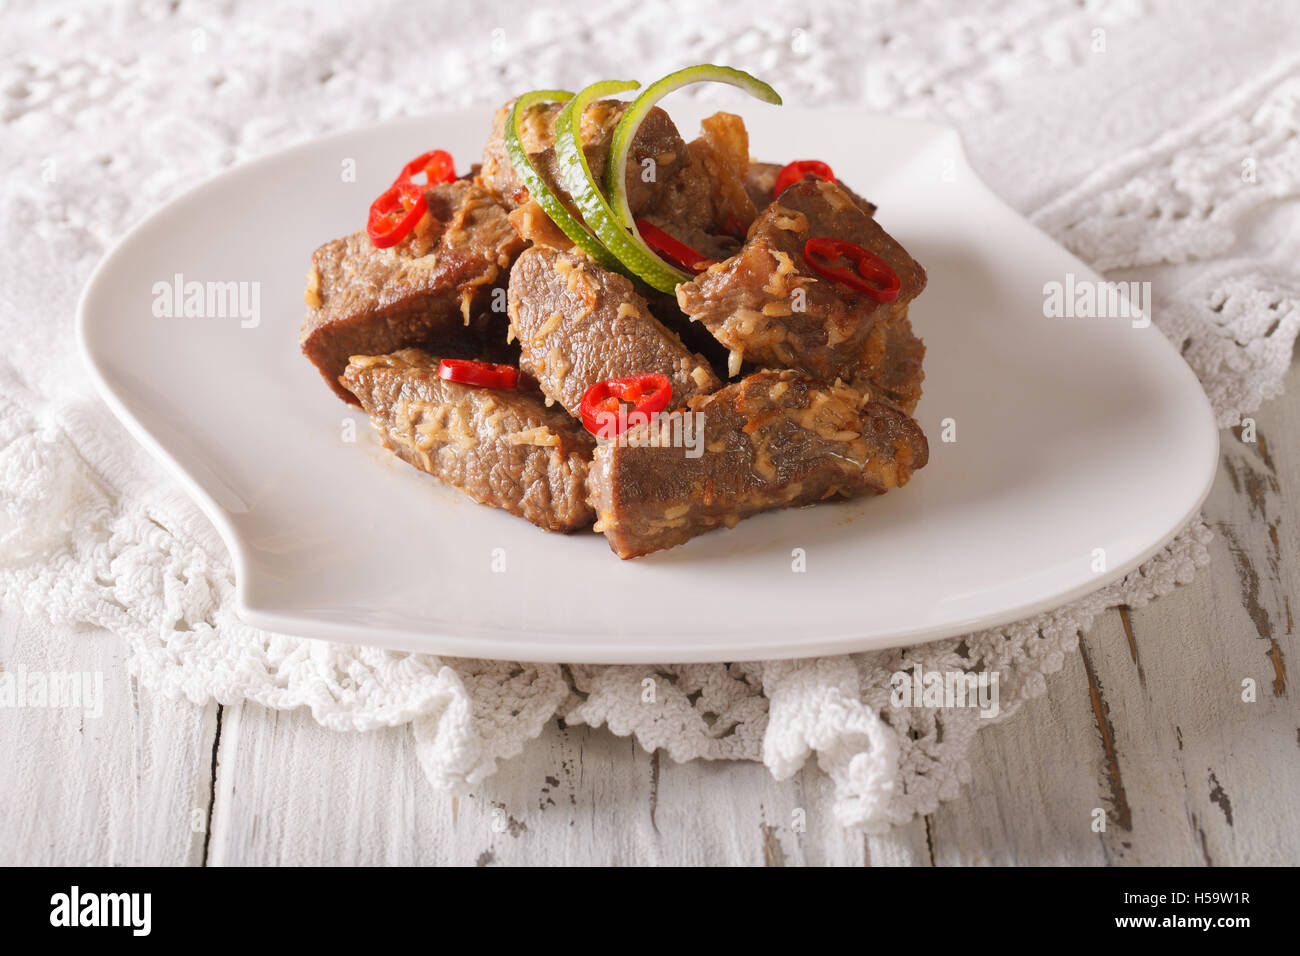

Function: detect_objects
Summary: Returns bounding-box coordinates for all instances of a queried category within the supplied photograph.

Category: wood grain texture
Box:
[2,361,1296,865]
[0,598,216,866]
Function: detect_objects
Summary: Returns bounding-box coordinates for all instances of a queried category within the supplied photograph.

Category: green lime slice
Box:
[503,89,626,273]
[605,64,782,264]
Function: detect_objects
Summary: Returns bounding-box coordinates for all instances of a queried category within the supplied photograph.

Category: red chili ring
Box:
[396,149,457,188]
[579,373,673,437]
[803,236,901,303]
[367,180,427,249]
[437,358,519,390]
[773,160,835,197]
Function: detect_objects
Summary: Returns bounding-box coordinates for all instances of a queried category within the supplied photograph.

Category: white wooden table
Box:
[2,360,1296,867]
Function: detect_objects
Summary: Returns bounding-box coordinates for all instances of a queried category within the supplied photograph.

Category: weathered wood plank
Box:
[205,701,426,865]
[205,703,866,866]
[923,359,1300,866]
[925,645,1111,866]
[1115,360,1300,866]
[865,816,932,866]
[0,598,214,866]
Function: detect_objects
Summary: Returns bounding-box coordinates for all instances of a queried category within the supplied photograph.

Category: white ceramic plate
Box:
[77,106,1218,663]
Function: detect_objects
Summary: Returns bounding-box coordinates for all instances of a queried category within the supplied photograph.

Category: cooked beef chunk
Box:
[635,214,742,264]
[642,287,733,381]
[507,246,721,415]
[507,198,575,252]
[341,349,595,532]
[744,161,782,210]
[302,180,526,403]
[857,310,925,415]
[827,178,878,218]
[478,98,688,215]
[674,178,925,381]
[637,111,758,242]
[745,160,877,217]
[587,370,928,558]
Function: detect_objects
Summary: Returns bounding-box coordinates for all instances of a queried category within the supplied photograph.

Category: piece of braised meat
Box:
[857,311,925,416]
[478,97,688,214]
[636,111,758,249]
[301,181,526,403]
[507,246,721,415]
[587,370,929,558]
[341,349,595,532]
[745,161,877,217]
[675,178,926,381]
[743,161,782,211]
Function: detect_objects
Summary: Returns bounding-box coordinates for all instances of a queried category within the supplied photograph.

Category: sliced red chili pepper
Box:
[580,373,673,437]
[367,180,427,249]
[396,149,457,187]
[437,358,519,390]
[803,236,901,303]
[634,219,716,274]
[773,159,834,197]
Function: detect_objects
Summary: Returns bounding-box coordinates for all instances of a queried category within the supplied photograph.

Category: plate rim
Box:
[76,109,1221,663]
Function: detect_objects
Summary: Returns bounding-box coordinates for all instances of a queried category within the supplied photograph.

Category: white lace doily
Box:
[3,0,1297,831]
